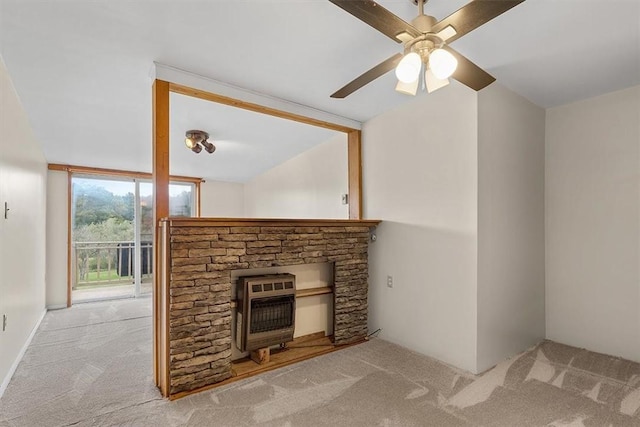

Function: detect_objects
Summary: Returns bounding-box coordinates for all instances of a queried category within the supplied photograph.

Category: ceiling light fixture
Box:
[393,34,458,96]
[185,130,216,154]
[428,48,458,80]
[395,52,422,83]
[329,0,525,99]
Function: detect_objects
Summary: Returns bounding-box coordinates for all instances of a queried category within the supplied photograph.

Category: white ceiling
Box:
[1,0,638,181]
[169,93,341,182]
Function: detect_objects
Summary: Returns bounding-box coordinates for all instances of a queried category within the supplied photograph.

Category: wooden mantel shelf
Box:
[230,286,333,308]
[161,217,381,227]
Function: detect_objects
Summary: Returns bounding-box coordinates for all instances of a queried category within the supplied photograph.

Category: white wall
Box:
[0,58,48,396]
[46,170,68,309]
[476,83,546,372]
[364,83,480,373]
[200,180,244,217]
[546,85,640,362]
[244,134,348,219]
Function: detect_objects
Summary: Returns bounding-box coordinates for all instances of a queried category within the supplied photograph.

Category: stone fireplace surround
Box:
[157,218,380,397]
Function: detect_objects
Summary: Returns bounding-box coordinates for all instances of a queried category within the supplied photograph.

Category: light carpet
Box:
[1,298,639,426]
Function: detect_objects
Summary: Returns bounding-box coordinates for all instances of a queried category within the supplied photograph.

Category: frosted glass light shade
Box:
[395,52,422,83]
[429,49,457,79]
[425,68,450,93]
[395,78,419,96]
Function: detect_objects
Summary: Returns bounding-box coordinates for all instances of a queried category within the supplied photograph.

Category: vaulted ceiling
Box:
[1,0,638,181]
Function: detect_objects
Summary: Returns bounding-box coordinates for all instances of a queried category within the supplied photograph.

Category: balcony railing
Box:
[72,240,153,288]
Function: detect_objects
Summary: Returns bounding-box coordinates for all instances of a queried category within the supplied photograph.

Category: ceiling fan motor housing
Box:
[410,14,437,33]
[407,14,441,63]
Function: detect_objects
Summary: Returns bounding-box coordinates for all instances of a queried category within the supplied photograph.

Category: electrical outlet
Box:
[387,275,393,288]
[2,314,6,331]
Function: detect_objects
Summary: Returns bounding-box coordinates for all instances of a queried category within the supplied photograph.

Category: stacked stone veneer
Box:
[166,222,374,395]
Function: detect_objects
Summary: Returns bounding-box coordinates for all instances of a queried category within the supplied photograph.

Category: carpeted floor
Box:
[1,298,639,426]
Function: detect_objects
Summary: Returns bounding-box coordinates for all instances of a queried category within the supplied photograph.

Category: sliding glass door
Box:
[71,176,195,303]
[71,177,136,302]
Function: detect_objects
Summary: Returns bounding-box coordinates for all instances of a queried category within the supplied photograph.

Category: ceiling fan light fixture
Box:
[395,52,422,83]
[328,0,522,98]
[429,49,458,80]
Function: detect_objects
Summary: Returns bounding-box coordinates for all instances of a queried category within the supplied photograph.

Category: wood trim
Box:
[348,130,363,220]
[159,222,171,398]
[66,172,72,308]
[48,163,202,185]
[169,83,358,134]
[153,79,171,396]
[155,63,361,131]
[166,82,363,221]
[162,217,380,227]
[169,334,366,400]
[195,181,201,217]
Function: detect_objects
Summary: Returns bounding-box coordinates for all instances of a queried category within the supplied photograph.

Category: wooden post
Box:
[66,171,72,307]
[250,347,271,365]
[152,79,170,396]
[348,130,363,220]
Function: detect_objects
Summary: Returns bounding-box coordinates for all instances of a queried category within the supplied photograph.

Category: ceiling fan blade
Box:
[328,0,421,43]
[443,46,495,91]
[432,0,525,44]
[435,25,457,42]
[331,53,403,98]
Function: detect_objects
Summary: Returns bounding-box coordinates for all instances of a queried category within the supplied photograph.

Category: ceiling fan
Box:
[328,0,525,98]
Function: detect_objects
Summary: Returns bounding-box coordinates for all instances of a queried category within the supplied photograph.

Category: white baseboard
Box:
[0,308,47,399]
[46,304,67,310]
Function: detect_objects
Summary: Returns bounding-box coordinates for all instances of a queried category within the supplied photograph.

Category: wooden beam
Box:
[169,82,358,134]
[348,130,363,219]
[167,81,365,222]
[155,63,361,131]
[152,79,170,396]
